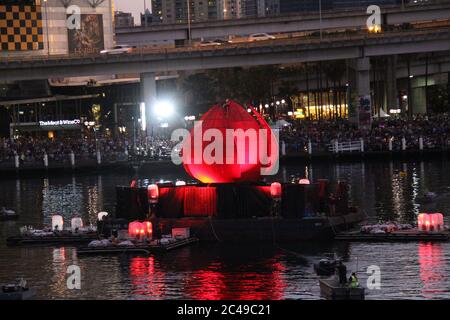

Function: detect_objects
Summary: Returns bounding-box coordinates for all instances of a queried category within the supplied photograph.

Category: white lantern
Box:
[71,217,83,232]
[97,211,109,221]
[299,179,311,185]
[175,181,186,186]
[52,215,64,231]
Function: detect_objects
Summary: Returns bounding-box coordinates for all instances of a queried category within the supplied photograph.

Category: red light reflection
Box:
[129,257,166,298]
[418,242,447,298]
[187,259,286,300]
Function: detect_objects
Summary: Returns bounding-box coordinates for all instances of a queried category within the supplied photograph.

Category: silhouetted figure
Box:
[337,261,347,285]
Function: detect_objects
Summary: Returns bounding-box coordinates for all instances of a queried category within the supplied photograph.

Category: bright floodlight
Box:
[154,100,174,118]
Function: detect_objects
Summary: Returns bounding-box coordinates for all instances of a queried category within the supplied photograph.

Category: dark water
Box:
[1,160,450,300]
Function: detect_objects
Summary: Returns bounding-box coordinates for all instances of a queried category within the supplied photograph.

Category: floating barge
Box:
[76,237,199,256]
[6,232,98,247]
[319,278,365,300]
[116,180,364,242]
[335,229,450,242]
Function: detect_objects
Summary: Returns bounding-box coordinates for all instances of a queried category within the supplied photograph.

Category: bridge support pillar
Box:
[348,57,371,128]
[386,55,398,113]
[356,57,371,97]
[140,72,157,137]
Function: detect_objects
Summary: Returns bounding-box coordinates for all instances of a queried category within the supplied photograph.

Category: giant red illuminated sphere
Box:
[182,100,277,183]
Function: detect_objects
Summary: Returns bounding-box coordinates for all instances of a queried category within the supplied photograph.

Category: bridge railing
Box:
[1,26,450,64]
[328,141,363,153]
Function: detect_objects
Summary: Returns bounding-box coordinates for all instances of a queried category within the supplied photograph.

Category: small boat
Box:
[0,207,18,221]
[0,279,36,301]
[319,277,365,300]
[313,253,338,276]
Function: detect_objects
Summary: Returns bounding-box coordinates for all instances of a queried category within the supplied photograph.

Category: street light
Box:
[319,0,322,40]
[154,100,175,118]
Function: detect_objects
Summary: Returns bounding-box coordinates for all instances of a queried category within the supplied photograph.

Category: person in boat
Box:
[337,261,347,285]
[349,272,359,288]
[150,212,161,240]
[17,278,27,290]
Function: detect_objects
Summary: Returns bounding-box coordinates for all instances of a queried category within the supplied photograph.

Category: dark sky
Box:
[115,0,149,25]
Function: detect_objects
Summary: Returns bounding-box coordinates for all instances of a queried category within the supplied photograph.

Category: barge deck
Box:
[335,229,450,242]
[76,237,199,256]
[6,233,99,246]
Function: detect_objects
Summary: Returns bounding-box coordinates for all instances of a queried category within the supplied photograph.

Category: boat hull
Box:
[319,278,365,300]
[156,212,364,242]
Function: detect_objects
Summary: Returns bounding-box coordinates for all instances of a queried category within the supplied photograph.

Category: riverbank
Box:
[1,148,449,177]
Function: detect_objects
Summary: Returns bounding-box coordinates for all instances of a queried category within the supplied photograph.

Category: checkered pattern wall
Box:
[0,1,44,51]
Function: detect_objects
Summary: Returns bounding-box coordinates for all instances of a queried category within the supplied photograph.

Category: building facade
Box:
[0,0,114,58]
[115,11,134,28]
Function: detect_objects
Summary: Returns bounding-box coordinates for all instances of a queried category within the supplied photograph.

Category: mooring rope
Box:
[208,216,222,242]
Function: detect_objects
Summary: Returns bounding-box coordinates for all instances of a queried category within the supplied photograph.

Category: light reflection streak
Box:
[186,258,287,300]
[418,242,447,298]
[129,256,166,299]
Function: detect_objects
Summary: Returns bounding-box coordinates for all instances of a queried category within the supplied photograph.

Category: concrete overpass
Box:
[115,3,450,45]
[2,27,450,127]
[1,28,450,82]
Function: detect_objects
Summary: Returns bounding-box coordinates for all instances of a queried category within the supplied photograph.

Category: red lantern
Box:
[130,180,137,188]
[182,100,278,183]
[430,213,444,231]
[128,221,144,237]
[270,182,282,200]
[148,184,159,204]
[418,213,428,231]
[128,221,153,238]
[143,221,153,237]
[419,213,432,232]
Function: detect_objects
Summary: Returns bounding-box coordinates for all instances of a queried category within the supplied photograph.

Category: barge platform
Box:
[76,237,199,256]
[6,232,99,246]
[335,229,450,242]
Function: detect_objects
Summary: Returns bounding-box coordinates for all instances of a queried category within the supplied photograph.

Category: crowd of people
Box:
[0,136,130,164]
[0,114,449,165]
[281,113,450,153]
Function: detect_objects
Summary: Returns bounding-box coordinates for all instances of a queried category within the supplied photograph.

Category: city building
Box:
[221,0,243,20]
[242,0,280,18]
[0,0,117,137]
[141,8,162,26]
[279,0,333,14]
[156,0,210,24]
[115,11,134,28]
[332,0,401,9]
[0,0,114,57]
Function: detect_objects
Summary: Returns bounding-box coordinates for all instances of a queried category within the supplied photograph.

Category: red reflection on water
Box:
[129,257,166,298]
[418,242,447,297]
[187,259,287,300]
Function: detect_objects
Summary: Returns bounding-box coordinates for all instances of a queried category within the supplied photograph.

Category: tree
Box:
[428,84,449,113]
[182,73,216,110]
